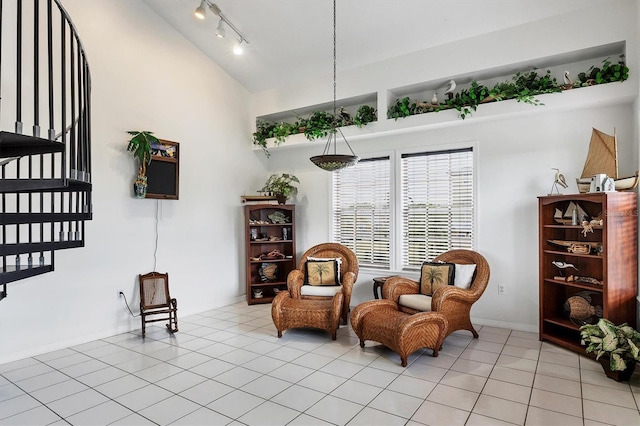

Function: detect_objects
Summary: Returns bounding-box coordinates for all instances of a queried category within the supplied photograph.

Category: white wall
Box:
[253,1,640,333]
[1,0,638,363]
[0,0,267,363]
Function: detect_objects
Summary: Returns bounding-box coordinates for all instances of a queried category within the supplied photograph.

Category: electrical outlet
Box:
[118,291,124,299]
[498,284,505,295]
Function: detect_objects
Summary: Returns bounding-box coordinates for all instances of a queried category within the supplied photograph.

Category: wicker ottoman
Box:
[350,299,448,367]
[271,291,343,340]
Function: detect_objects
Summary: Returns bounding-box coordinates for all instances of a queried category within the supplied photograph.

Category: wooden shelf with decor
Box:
[538,192,637,355]
[244,204,296,305]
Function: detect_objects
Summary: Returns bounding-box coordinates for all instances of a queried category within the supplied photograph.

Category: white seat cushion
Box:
[301,284,343,297]
[398,294,432,311]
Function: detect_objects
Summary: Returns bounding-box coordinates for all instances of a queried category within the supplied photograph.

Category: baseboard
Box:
[471,316,538,333]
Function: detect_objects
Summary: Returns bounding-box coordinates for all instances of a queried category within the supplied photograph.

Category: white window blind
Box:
[332,157,391,268]
[401,148,474,268]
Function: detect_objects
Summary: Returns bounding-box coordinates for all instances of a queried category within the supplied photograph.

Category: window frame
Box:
[331,141,478,274]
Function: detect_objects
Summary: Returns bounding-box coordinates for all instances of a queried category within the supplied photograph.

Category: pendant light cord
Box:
[333,0,337,121]
[310,0,359,168]
[330,0,338,154]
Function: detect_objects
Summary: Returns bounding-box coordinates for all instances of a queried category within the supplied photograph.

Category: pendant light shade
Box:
[310,0,359,172]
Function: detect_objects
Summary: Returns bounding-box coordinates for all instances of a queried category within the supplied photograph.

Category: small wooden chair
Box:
[139,271,178,337]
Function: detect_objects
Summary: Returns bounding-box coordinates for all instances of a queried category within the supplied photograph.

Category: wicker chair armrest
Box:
[341,271,356,296]
[431,286,477,311]
[287,269,305,299]
[382,276,419,302]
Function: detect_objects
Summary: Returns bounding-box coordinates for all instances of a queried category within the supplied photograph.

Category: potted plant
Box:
[127,130,159,198]
[260,173,300,204]
[580,318,640,381]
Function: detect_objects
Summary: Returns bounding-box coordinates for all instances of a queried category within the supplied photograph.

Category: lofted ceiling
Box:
[143,0,610,94]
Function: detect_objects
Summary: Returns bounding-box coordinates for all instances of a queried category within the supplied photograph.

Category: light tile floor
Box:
[1,302,639,425]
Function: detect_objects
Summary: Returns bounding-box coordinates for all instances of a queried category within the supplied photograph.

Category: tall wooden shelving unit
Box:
[538,192,637,354]
[244,204,296,305]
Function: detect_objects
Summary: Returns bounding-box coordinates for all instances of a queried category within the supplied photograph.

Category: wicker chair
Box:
[139,271,178,338]
[285,243,359,324]
[382,249,490,339]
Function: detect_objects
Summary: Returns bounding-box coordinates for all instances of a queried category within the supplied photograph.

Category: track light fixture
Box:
[233,40,244,55]
[215,19,225,38]
[194,0,207,19]
[193,0,249,45]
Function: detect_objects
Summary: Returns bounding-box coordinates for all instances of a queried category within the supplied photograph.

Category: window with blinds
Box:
[401,148,474,269]
[332,157,391,268]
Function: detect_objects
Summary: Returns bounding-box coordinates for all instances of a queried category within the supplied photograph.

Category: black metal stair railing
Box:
[0,0,92,300]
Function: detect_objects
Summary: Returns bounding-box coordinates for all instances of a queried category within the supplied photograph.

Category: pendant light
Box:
[309,0,359,172]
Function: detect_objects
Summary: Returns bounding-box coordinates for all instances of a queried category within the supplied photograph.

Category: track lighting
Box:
[215,19,225,38]
[233,40,244,55]
[194,0,207,19]
[193,1,249,45]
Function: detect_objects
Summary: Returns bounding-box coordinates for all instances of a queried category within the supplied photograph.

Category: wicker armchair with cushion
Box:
[382,249,490,339]
[283,242,359,324]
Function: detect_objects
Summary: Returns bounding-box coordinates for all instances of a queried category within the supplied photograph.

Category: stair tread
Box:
[1,212,92,224]
[0,178,92,193]
[1,240,84,256]
[0,264,53,284]
[0,131,65,157]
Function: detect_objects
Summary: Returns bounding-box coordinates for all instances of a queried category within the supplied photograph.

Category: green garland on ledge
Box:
[252,56,628,157]
[388,56,629,120]
[252,105,377,158]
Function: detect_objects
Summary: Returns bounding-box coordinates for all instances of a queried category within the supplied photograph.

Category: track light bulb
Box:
[215,19,226,38]
[194,0,207,19]
[233,40,244,55]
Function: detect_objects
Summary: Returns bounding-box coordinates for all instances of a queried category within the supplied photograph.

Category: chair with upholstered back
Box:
[139,271,178,338]
[382,249,490,339]
[284,243,359,324]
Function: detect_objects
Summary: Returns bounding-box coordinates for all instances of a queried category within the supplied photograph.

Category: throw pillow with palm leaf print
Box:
[305,259,339,286]
[419,261,455,295]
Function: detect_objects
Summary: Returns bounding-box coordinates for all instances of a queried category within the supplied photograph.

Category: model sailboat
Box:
[576,128,639,193]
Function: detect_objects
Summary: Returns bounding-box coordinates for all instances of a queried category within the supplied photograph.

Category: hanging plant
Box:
[252,120,275,157]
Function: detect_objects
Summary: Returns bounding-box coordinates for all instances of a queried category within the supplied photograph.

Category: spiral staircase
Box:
[0,0,92,300]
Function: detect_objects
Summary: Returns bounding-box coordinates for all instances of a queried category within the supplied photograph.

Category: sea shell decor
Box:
[259,263,278,282]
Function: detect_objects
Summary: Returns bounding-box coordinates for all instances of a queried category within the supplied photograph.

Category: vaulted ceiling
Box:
[144,0,610,93]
